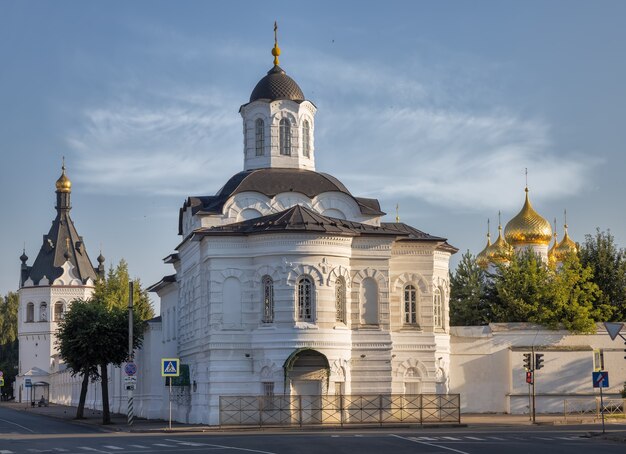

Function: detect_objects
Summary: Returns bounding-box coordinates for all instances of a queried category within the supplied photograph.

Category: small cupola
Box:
[239,23,317,172]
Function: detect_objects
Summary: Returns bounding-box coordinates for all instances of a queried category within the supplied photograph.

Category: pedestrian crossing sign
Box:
[161,358,180,377]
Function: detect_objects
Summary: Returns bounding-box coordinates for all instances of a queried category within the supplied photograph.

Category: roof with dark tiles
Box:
[179,168,385,235]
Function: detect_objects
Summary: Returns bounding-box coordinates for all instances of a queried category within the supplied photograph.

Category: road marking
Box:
[165,441,208,446]
[102,447,124,451]
[0,418,36,433]
[390,434,471,454]
[0,450,14,454]
[128,445,149,449]
[152,444,177,448]
[412,436,438,441]
[465,436,485,440]
[534,437,555,441]
[442,436,461,441]
[78,448,107,453]
[53,450,69,453]
[488,436,506,440]
[193,444,278,454]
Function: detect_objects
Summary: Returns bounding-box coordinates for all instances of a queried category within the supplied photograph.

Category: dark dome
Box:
[249,65,305,102]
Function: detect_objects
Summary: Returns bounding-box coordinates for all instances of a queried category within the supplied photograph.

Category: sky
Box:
[1,1,625,312]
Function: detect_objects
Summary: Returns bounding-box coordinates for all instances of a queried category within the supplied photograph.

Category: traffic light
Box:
[526,371,533,384]
[523,353,532,371]
[535,353,544,370]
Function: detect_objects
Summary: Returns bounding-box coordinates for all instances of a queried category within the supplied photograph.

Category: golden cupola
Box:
[553,211,577,262]
[476,220,492,269]
[504,187,552,246]
[55,160,72,193]
[485,215,513,264]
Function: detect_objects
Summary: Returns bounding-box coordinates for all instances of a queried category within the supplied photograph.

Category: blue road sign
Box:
[161,358,180,377]
[592,371,609,388]
[124,362,137,376]
[25,378,32,388]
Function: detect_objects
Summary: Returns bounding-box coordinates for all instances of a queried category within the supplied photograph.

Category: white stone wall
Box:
[450,323,626,414]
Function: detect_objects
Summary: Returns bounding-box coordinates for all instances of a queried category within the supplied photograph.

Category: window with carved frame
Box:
[404,284,417,325]
[302,120,311,157]
[279,118,291,156]
[433,288,443,329]
[297,276,313,321]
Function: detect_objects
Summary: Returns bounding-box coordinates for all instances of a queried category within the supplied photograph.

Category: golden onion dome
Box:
[476,234,492,269]
[504,188,552,246]
[553,223,578,262]
[55,162,72,193]
[485,224,513,264]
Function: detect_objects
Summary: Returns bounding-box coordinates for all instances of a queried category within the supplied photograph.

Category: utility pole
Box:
[127,281,134,426]
[531,346,536,424]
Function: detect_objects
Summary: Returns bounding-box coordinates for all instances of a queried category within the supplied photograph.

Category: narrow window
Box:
[302,120,310,157]
[26,302,34,322]
[39,302,48,322]
[335,382,344,396]
[262,382,275,411]
[262,276,274,323]
[297,277,313,321]
[433,288,443,328]
[404,285,417,325]
[255,118,264,156]
[54,302,64,321]
[279,118,291,156]
[335,276,346,323]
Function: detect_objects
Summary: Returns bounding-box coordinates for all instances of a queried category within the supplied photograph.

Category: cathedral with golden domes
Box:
[476,184,578,269]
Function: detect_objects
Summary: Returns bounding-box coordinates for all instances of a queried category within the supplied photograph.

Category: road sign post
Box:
[127,281,135,426]
[592,371,609,434]
[161,358,180,430]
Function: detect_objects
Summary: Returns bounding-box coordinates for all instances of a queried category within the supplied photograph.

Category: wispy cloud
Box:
[65,38,600,211]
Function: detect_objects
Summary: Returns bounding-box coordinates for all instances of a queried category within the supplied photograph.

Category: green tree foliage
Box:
[0,292,19,397]
[579,229,626,321]
[57,298,144,423]
[450,249,606,333]
[450,251,492,325]
[93,259,154,321]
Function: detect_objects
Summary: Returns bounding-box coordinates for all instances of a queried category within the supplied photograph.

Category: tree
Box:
[56,299,105,419]
[450,251,492,325]
[57,259,151,424]
[0,292,19,398]
[57,298,144,423]
[93,260,154,320]
[579,229,626,321]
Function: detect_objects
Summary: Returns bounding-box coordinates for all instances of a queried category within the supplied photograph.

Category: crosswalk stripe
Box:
[488,437,506,440]
[128,446,149,449]
[0,450,14,454]
[78,449,100,452]
[102,447,124,451]
[173,442,208,446]
[442,436,461,441]
[152,444,177,448]
[466,437,484,440]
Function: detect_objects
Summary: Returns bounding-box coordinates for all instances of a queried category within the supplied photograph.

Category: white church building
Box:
[16,32,626,424]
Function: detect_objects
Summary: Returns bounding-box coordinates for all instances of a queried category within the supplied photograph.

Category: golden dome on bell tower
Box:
[504,187,552,246]
[486,213,513,264]
[553,210,578,262]
[55,158,72,193]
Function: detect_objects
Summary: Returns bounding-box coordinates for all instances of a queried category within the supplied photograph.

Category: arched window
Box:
[433,288,443,329]
[279,118,291,156]
[54,302,64,321]
[255,118,264,156]
[26,302,34,322]
[297,276,313,321]
[335,276,346,323]
[404,285,417,325]
[262,275,274,323]
[302,120,311,157]
[39,302,48,322]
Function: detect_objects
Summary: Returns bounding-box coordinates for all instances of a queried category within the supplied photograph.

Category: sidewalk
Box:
[1,401,623,435]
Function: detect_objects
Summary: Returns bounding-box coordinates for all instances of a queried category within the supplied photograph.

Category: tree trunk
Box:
[75,372,89,419]
[100,363,110,424]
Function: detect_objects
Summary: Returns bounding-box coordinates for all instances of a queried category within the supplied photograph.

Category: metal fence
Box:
[219,394,460,427]
[563,398,625,421]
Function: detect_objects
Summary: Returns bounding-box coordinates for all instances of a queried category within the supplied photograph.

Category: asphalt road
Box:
[0,404,625,454]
